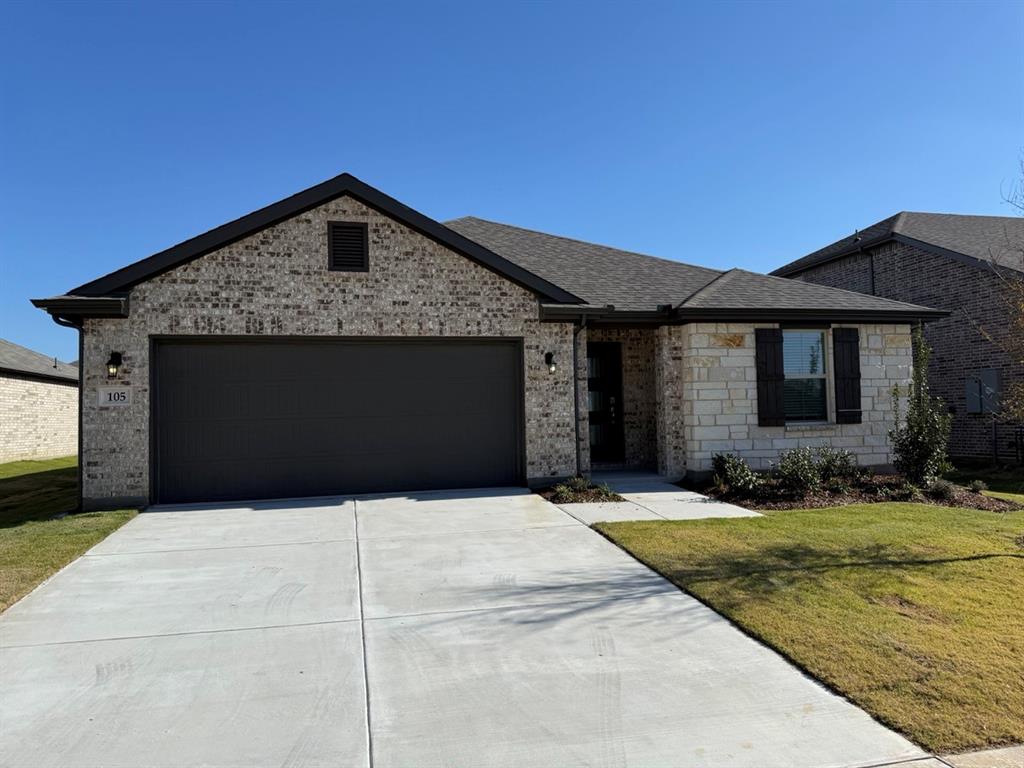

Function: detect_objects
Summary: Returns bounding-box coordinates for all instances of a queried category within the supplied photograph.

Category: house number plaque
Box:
[98,386,132,407]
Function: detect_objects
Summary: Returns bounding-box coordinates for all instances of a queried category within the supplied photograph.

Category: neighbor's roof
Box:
[32,172,945,324]
[772,212,1024,277]
[447,217,941,318]
[0,338,78,384]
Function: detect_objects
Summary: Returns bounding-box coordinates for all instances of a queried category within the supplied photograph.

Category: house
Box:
[772,212,1024,462]
[32,174,943,509]
[0,338,78,463]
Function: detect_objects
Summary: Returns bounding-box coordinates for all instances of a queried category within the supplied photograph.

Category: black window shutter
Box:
[755,328,785,427]
[328,222,369,271]
[833,327,862,424]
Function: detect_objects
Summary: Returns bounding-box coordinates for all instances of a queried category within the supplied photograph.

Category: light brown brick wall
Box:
[81,194,577,506]
[0,373,78,463]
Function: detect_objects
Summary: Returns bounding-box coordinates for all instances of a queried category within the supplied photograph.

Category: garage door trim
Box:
[148,335,527,504]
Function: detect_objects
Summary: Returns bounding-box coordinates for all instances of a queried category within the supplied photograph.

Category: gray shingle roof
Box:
[447,217,940,317]
[678,268,934,313]
[772,212,1024,277]
[0,338,78,383]
[446,217,720,312]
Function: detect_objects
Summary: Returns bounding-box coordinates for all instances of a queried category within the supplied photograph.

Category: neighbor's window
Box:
[783,330,827,421]
[966,368,1000,414]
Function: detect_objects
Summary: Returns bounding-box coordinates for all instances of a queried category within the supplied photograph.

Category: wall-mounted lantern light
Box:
[106,352,123,378]
[545,352,556,375]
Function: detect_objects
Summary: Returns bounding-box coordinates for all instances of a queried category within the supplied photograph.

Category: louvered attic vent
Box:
[327,221,369,271]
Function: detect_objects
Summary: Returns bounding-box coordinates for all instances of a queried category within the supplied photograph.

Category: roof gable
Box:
[67,173,583,304]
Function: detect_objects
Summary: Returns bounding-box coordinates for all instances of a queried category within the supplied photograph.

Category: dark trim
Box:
[0,366,79,386]
[780,321,832,329]
[65,173,582,304]
[75,327,84,512]
[674,307,947,322]
[773,231,1024,279]
[31,295,129,321]
[148,334,528,505]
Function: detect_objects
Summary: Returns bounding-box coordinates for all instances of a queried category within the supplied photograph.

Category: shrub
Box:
[774,447,821,494]
[889,326,952,486]
[816,447,858,483]
[711,453,762,495]
[927,479,957,501]
[968,479,988,494]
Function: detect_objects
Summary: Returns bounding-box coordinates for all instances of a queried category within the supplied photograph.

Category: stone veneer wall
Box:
[681,322,912,473]
[0,373,78,463]
[655,326,688,477]
[81,194,576,507]
[586,327,656,469]
[793,243,1022,460]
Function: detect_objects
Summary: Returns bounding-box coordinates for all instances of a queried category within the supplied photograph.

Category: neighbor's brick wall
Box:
[0,373,77,463]
[793,242,1023,459]
[681,322,912,473]
[587,327,657,469]
[82,194,577,506]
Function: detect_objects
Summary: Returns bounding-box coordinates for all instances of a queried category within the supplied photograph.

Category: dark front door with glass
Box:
[587,342,625,463]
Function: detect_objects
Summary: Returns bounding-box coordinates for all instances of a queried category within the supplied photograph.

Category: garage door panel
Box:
[153,340,523,503]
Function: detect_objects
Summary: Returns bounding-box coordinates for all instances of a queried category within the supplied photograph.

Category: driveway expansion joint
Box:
[0,617,362,650]
[353,499,375,768]
[83,537,356,557]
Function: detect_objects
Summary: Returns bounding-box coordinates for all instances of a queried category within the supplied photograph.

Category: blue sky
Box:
[2,1,1021,361]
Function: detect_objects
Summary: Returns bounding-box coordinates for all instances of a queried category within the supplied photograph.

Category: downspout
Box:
[572,316,588,478]
[51,314,84,512]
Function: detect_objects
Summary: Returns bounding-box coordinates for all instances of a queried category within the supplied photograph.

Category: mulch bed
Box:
[692,474,1022,513]
[536,484,625,505]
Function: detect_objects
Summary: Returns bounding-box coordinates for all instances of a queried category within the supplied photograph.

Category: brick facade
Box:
[0,373,78,463]
[792,242,1022,460]
[81,194,578,507]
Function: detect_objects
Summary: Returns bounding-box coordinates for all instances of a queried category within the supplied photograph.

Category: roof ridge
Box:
[677,268,740,308]
[445,216,723,275]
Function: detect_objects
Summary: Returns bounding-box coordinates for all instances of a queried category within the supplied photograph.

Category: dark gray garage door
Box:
[152,339,524,504]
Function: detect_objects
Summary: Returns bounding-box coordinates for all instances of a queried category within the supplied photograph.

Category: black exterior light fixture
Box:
[106,351,123,378]
[545,352,556,374]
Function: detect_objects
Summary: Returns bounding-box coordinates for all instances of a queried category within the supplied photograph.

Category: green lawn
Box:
[597,503,1024,754]
[0,456,135,612]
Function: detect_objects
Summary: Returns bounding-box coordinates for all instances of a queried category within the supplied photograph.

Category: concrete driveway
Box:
[0,489,927,768]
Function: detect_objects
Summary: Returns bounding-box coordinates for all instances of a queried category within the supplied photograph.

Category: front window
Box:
[783,330,827,421]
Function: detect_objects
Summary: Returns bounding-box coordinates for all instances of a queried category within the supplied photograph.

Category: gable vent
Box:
[328,222,369,271]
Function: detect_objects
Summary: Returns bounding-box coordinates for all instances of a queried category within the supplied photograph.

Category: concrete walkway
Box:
[0,489,925,767]
[564,471,759,524]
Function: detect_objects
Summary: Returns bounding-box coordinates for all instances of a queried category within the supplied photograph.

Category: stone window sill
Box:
[785,421,835,431]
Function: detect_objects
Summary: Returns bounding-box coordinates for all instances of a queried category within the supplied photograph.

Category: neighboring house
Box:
[0,338,79,463]
[772,212,1024,462]
[32,174,942,509]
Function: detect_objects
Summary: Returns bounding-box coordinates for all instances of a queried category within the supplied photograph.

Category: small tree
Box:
[889,325,952,486]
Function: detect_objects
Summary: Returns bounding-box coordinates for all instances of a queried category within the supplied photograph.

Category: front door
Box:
[587,342,625,463]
